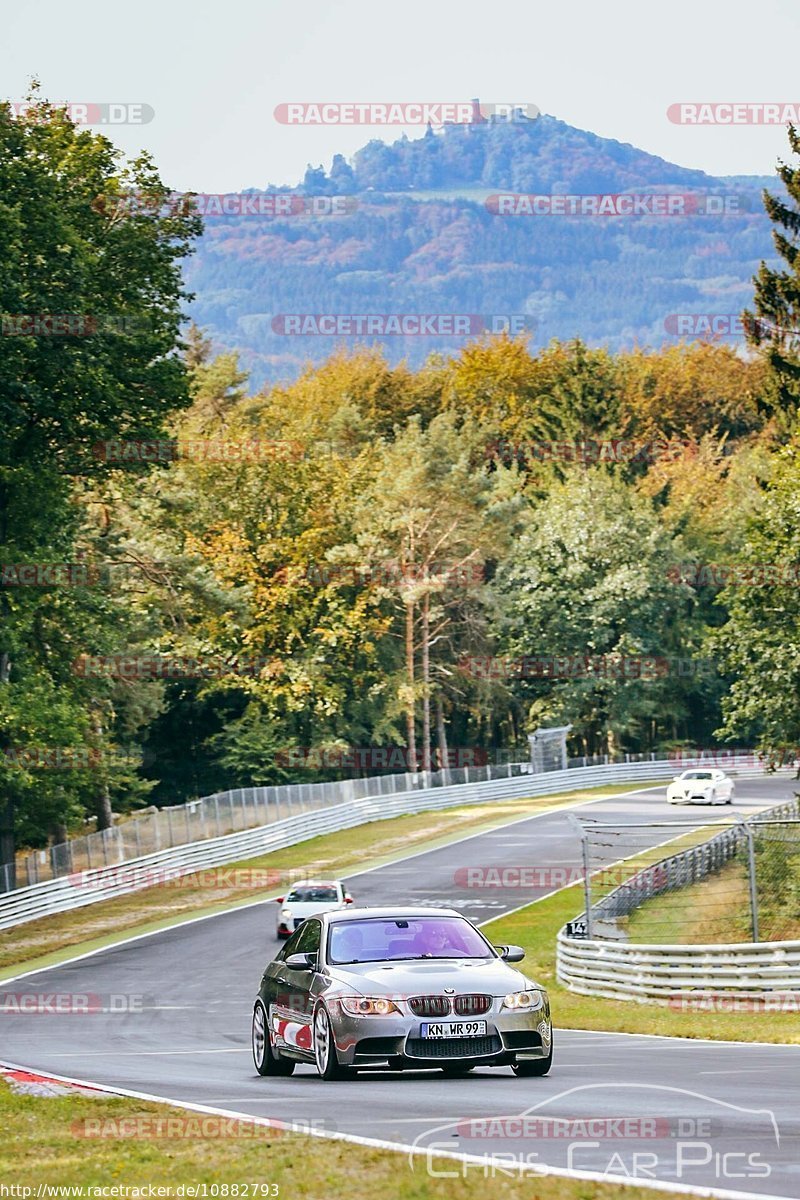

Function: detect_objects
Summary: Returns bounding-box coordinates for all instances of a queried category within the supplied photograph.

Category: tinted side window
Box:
[278,926,305,960]
[294,919,321,957]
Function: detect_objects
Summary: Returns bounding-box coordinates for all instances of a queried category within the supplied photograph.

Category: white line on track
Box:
[1,1057,795,1200]
[41,1048,250,1056]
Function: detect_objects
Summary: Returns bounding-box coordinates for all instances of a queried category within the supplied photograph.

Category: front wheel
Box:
[512,1043,553,1077]
[252,1001,294,1076]
[313,1004,350,1080]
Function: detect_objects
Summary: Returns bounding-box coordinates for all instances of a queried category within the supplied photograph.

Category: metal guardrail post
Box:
[581,830,593,940]
[743,818,760,943]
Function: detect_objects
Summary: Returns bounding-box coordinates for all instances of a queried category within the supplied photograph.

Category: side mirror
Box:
[496,944,525,963]
[275,896,284,904]
[344,895,354,904]
[285,952,315,970]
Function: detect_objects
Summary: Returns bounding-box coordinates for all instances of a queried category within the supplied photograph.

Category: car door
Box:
[271,918,321,1057]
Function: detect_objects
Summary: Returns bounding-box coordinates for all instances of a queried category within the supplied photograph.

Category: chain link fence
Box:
[570,798,800,944]
[1,759,540,892]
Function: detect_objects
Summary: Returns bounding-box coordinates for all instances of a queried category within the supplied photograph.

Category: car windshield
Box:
[286,886,339,903]
[682,772,713,780]
[327,917,495,964]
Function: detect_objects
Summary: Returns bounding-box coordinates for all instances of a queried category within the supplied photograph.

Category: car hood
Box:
[326,957,540,996]
[283,901,343,916]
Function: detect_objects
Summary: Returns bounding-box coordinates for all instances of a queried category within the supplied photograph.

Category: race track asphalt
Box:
[2,777,798,1198]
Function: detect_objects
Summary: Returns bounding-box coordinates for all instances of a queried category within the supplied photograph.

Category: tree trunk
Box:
[0,798,15,891]
[93,715,113,831]
[436,693,449,772]
[405,598,417,772]
[421,591,431,772]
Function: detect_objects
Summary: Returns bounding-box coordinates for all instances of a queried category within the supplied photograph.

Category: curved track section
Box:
[2,780,798,1198]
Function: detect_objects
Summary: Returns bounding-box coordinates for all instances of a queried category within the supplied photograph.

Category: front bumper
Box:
[329,1002,552,1067]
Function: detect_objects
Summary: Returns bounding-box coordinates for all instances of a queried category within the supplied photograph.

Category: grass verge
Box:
[483,826,800,1043]
[0,782,656,978]
[0,1076,699,1200]
[624,835,800,945]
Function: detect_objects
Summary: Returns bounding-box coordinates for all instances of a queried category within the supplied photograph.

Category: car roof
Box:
[286,879,341,888]
[322,905,463,923]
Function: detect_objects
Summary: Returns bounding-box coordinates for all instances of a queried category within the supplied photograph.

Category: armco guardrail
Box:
[0,756,783,933]
[557,797,800,1002]
[557,933,800,1001]
[7,758,531,889]
[0,755,743,933]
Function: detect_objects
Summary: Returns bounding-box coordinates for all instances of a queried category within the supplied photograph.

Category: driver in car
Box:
[412,924,452,957]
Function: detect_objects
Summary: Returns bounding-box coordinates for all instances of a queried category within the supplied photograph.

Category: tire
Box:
[440,1063,475,1076]
[252,1001,295,1076]
[313,1003,350,1080]
[512,1041,553,1077]
[710,789,717,804]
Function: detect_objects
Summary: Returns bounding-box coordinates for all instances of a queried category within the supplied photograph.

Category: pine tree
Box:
[745,125,800,413]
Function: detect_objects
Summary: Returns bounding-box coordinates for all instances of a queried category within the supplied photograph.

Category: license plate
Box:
[420,1020,487,1038]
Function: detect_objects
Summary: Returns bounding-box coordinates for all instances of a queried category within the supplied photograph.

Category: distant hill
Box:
[184,113,780,388]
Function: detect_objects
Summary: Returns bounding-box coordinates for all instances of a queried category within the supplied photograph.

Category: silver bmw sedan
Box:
[252,906,552,1080]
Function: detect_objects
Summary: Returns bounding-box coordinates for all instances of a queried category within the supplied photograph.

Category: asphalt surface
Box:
[2,777,799,1198]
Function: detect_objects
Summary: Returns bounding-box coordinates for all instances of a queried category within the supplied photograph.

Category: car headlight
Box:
[503,989,544,1011]
[339,996,401,1017]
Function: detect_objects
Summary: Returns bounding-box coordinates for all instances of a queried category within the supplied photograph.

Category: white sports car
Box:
[666,769,734,805]
[275,879,353,938]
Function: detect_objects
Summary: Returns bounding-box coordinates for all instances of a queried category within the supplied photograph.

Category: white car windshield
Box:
[682,771,714,780]
[328,917,495,964]
[286,886,339,903]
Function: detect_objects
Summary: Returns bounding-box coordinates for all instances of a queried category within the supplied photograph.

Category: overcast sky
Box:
[3,0,798,191]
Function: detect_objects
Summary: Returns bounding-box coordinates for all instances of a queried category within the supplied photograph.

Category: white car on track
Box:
[276,879,354,938]
[666,769,734,805]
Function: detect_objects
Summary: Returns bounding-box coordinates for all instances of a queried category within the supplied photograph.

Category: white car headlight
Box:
[339,996,401,1017]
[502,989,544,1011]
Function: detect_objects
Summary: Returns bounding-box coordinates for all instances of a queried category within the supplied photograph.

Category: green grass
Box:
[483,829,800,1044]
[0,782,656,978]
[0,1077,704,1200]
[622,859,753,944]
[623,836,800,945]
